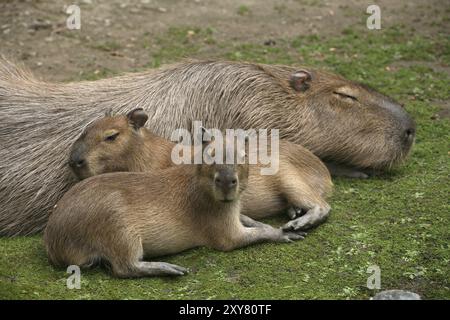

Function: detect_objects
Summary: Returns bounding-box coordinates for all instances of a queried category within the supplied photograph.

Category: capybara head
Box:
[277,67,416,170]
[69,108,148,180]
[196,130,249,203]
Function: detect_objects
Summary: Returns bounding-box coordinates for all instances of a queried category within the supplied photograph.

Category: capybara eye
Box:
[105,132,119,142]
[333,91,357,102]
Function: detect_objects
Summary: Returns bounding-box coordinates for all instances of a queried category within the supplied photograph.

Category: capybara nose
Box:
[215,175,238,191]
[75,159,86,168]
[69,157,86,169]
[383,99,416,148]
[405,128,415,141]
[400,112,416,145]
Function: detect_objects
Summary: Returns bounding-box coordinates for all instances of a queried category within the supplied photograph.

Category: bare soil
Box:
[0,0,448,81]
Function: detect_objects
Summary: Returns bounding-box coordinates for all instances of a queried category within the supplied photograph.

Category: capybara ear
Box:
[127,108,148,130]
[290,69,312,92]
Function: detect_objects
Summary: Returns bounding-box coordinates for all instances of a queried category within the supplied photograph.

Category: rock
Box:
[372,290,421,300]
[264,39,276,46]
[29,19,52,31]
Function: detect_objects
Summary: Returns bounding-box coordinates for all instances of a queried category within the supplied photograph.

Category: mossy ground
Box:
[0,23,449,300]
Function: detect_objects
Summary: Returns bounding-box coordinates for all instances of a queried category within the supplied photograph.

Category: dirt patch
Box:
[0,0,448,81]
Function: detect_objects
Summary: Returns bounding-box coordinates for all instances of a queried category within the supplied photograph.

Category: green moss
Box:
[143,27,215,68]
[91,41,122,52]
[237,5,251,16]
[1,24,449,300]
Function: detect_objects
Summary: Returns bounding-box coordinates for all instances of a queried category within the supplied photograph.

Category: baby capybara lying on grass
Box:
[69,109,332,231]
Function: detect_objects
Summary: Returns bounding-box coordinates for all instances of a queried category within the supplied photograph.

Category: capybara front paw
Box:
[280,229,307,242]
[287,206,304,219]
[282,216,311,231]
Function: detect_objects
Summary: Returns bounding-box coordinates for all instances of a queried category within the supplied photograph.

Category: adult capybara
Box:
[0,58,415,235]
[69,109,332,231]
[44,137,306,278]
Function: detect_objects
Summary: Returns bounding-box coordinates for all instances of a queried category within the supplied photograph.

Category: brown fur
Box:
[70,110,332,230]
[44,140,306,278]
[0,58,414,235]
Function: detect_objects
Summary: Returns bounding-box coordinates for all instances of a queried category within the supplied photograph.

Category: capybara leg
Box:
[239,214,267,228]
[218,218,306,251]
[287,206,304,219]
[132,262,188,277]
[280,174,325,220]
[99,231,185,277]
[111,260,188,278]
[282,204,331,231]
[326,162,369,179]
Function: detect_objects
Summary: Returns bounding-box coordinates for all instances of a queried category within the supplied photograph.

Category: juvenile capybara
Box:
[69,109,332,231]
[0,58,415,235]
[44,137,306,278]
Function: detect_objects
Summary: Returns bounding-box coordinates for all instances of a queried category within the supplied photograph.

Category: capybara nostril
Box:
[215,174,238,190]
[405,128,415,140]
[224,176,238,190]
[69,157,85,169]
[402,127,416,148]
[75,159,86,168]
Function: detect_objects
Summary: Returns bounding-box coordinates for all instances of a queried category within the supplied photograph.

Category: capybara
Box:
[0,58,415,235]
[44,137,306,278]
[69,109,332,231]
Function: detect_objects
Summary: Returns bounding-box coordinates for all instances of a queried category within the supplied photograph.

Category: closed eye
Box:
[333,91,358,101]
[105,132,119,142]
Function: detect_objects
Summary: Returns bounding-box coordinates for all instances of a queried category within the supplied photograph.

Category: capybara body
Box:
[44,140,306,278]
[70,109,332,231]
[0,58,415,235]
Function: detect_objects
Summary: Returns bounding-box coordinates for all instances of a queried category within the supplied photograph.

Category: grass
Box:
[237,5,251,16]
[91,40,123,52]
[0,24,449,300]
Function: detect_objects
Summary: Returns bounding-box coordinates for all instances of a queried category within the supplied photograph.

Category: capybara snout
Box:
[197,135,249,203]
[300,71,416,169]
[371,89,416,149]
[68,140,88,172]
[211,166,242,202]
